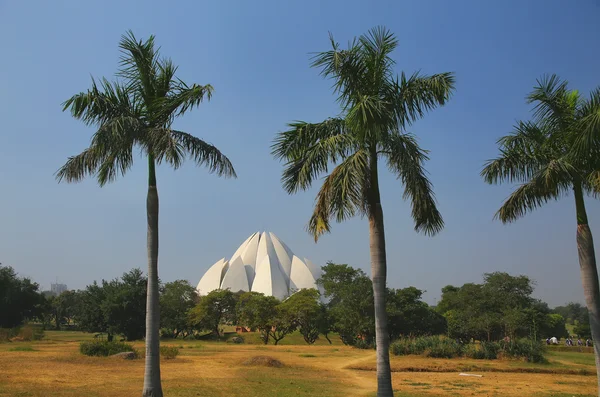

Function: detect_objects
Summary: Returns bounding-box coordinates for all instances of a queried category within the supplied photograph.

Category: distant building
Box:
[51,283,68,295]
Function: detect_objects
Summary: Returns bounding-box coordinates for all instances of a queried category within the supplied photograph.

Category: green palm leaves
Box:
[482,74,600,223]
[272,26,454,240]
[57,30,236,187]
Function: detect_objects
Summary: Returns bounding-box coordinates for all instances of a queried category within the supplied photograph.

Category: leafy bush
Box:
[500,338,547,363]
[160,346,179,359]
[80,340,135,357]
[426,338,463,358]
[391,336,462,358]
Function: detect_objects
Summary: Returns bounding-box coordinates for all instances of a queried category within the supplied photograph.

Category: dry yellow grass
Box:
[0,332,597,396]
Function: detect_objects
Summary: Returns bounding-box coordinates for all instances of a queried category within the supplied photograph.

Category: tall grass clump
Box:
[80,340,135,357]
[465,341,500,360]
[0,325,44,343]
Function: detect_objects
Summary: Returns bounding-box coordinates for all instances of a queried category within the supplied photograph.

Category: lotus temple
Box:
[196,231,321,300]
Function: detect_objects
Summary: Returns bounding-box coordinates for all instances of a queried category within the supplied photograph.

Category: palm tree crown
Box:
[57,31,236,184]
[272,27,454,239]
[481,74,600,222]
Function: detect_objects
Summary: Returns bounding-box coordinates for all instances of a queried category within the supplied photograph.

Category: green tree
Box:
[542,313,569,339]
[386,287,446,339]
[188,289,236,337]
[47,291,77,330]
[57,31,236,397]
[236,292,279,344]
[318,263,375,346]
[481,75,600,391]
[317,303,333,344]
[73,282,109,339]
[554,302,587,325]
[102,269,147,341]
[0,265,44,328]
[160,280,198,338]
[281,288,321,344]
[268,304,297,345]
[272,27,454,396]
[437,273,537,341]
[575,312,592,339]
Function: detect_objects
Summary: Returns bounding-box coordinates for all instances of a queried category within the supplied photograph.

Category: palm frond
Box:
[383,133,443,235]
[155,57,178,98]
[573,86,600,156]
[482,122,550,184]
[96,146,134,186]
[62,79,138,126]
[495,169,570,223]
[526,74,576,131]
[273,119,356,194]
[359,26,397,89]
[272,118,347,161]
[162,81,213,121]
[310,35,367,107]
[55,147,103,183]
[307,149,370,241]
[169,130,236,177]
[118,30,159,101]
[389,71,455,128]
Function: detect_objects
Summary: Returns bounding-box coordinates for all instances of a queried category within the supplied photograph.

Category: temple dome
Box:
[196,232,321,300]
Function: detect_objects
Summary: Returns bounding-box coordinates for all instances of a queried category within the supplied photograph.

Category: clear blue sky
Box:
[1,0,599,307]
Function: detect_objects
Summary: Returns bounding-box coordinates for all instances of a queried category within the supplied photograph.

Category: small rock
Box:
[111,352,136,360]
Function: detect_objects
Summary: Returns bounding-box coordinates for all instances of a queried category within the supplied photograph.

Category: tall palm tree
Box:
[272,27,454,397]
[57,31,236,397]
[482,75,600,393]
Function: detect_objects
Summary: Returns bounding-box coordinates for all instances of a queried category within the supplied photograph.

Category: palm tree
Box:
[57,31,236,397]
[272,27,454,397]
[482,75,600,393]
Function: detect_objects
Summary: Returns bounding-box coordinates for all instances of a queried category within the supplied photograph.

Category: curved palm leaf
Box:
[307,149,370,240]
[383,133,443,235]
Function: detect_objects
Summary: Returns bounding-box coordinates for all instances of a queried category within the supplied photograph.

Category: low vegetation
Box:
[391,336,547,363]
[79,340,135,357]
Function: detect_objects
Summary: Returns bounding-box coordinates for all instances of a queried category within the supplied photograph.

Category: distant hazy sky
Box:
[1,0,599,307]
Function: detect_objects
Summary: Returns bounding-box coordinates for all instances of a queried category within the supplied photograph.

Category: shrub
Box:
[500,338,547,363]
[391,336,462,358]
[425,337,463,358]
[160,346,179,359]
[80,340,135,357]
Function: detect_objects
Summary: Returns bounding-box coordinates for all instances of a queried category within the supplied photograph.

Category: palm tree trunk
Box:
[368,150,393,397]
[143,155,163,397]
[573,183,600,395]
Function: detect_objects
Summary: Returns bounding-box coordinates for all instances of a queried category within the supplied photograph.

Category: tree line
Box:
[3,262,585,346]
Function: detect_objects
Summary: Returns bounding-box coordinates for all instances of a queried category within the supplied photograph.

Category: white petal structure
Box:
[196,232,321,300]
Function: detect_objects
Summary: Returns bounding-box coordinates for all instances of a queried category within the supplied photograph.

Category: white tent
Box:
[196,232,321,300]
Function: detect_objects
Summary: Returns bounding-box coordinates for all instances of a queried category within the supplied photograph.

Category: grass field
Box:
[0,331,597,396]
